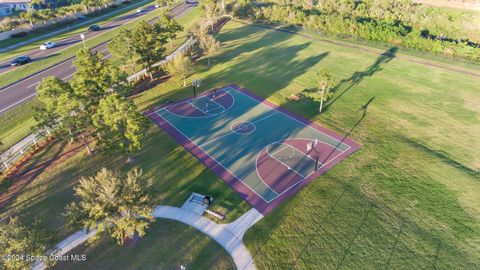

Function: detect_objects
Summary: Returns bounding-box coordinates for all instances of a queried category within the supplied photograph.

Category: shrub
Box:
[10,31,28,38]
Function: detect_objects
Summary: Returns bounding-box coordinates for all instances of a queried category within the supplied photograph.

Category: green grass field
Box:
[0,99,39,152]
[1,17,480,268]
[53,220,235,270]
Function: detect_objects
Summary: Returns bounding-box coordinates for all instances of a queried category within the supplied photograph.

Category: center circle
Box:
[230,121,255,135]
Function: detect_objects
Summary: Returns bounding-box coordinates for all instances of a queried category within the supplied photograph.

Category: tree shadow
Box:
[323,47,397,111]
[142,24,328,108]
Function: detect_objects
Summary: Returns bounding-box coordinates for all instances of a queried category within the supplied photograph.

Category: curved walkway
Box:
[153,206,263,270]
[33,206,263,270]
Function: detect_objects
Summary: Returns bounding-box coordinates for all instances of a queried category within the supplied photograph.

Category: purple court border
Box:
[146,84,361,215]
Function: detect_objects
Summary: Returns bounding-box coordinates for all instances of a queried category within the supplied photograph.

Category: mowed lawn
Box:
[54,220,235,270]
[134,21,480,268]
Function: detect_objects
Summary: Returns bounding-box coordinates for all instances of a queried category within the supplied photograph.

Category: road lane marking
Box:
[62,73,74,80]
[0,92,37,114]
[27,81,40,88]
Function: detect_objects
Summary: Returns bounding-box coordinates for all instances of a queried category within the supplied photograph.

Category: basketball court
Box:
[147,84,360,214]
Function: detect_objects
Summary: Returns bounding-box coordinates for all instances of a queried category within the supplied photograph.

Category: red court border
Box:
[145,84,361,215]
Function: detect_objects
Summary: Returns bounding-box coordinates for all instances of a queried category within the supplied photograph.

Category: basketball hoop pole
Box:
[193,84,197,98]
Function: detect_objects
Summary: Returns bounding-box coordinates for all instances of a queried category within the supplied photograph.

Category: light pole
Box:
[80,33,86,48]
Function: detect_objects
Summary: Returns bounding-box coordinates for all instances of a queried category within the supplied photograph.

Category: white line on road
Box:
[0,92,37,114]
[62,73,73,80]
[27,81,40,88]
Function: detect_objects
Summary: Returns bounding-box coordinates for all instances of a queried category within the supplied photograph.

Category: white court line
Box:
[275,149,346,200]
[268,145,290,156]
[266,150,307,178]
[198,111,279,148]
[158,90,236,119]
[229,87,352,152]
[155,111,278,203]
[0,92,37,114]
[267,143,318,163]
[187,96,225,115]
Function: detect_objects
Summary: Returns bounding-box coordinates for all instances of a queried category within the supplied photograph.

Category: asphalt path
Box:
[0,2,195,115]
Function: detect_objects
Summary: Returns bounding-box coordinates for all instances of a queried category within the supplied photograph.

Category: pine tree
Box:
[158,12,183,48]
[108,28,136,73]
[164,53,192,86]
[131,21,168,80]
[93,93,147,155]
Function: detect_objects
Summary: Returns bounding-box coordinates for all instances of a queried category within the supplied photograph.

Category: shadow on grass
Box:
[0,139,67,211]
[323,47,397,112]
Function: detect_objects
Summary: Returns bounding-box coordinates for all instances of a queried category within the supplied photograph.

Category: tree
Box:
[92,93,147,155]
[108,28,136,72]
[0,217,45,270]
[81,0,101,12]
[164,53,192,86]
[155,0,169,10]
[34,48,130,155]
[65,168,154,245]
[303,69,339,113]
[35,76,78,140]
[202,0,220,30]
[199,34,220,66]
[130,21,168,80]
[20,10,40,27]
[158,12,183,48]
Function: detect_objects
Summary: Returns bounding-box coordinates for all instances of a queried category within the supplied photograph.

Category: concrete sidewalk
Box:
[152,206,263,270]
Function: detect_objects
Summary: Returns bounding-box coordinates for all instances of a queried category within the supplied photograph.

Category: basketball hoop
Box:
[192,79,201,88]
[307,139,320,171]
[192,79,201,98]
[307,139,318,152]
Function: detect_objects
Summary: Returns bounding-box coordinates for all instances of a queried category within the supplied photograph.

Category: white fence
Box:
[127,36,197,82]
[0,129,52,172]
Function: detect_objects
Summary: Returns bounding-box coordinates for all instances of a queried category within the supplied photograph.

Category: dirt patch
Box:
[413,0,480,11]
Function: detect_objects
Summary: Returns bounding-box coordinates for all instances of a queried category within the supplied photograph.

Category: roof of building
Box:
[0,0,32,4]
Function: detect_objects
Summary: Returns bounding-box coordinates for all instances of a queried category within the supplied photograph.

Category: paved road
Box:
[0,4,157,75]
[0,2,195,115]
